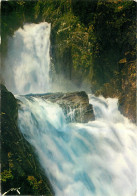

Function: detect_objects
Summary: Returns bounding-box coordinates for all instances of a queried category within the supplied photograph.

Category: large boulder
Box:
[1,84,54,195]
[28,91,95,123]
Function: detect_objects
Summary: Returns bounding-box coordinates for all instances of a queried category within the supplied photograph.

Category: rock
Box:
[118,93,136,124]
[1,84,54,195]
[1,85,94,195]
[28,91,95,123]
[1,84,18,122]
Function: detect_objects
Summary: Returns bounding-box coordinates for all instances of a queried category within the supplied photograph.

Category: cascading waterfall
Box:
[17,94,137,196]
[3,22,51,95]
[4,22,137,196]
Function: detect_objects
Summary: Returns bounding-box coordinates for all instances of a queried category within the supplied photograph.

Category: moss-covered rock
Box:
[95,53,136,123]
[1,84,54,195]
[118,58,136,123]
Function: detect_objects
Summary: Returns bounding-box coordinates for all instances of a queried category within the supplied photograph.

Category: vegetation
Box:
[1,0,136,122]
[1,1,136,117]
[1,1,136,194]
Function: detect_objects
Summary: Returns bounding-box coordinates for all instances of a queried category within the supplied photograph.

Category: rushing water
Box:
[4,22,137,196]
[3,22,51,95]
[17,94,137,196]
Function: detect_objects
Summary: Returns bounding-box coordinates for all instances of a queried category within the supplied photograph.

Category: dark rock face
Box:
[1,84,54,195]
[29,91,95,123]
[95,57,136,124]
[118,92,136,124]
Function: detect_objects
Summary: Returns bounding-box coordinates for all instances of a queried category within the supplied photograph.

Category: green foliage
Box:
[1,170,14,182]
[1,0,136,121]
[27,176,43,190]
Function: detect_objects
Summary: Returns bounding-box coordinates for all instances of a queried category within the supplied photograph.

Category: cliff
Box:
[1,84,54,195]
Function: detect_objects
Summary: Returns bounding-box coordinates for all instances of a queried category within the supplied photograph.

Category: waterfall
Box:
[4,22,137,196]
[17,94,137,196]
[3,22,51,95]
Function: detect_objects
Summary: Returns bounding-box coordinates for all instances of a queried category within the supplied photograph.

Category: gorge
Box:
[1,21,137,196]
[1,1,137,196]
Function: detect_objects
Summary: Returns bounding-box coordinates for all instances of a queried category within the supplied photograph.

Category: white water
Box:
[18,95,137,196]
[4,22,137,196]
[3,22,51,95]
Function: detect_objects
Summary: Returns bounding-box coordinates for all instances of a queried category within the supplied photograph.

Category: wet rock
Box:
[1,84,54,195]
[118,93,136,124]
[29,91,95,123]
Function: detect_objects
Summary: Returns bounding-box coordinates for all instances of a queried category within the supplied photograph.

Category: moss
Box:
[1,170,14,182]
